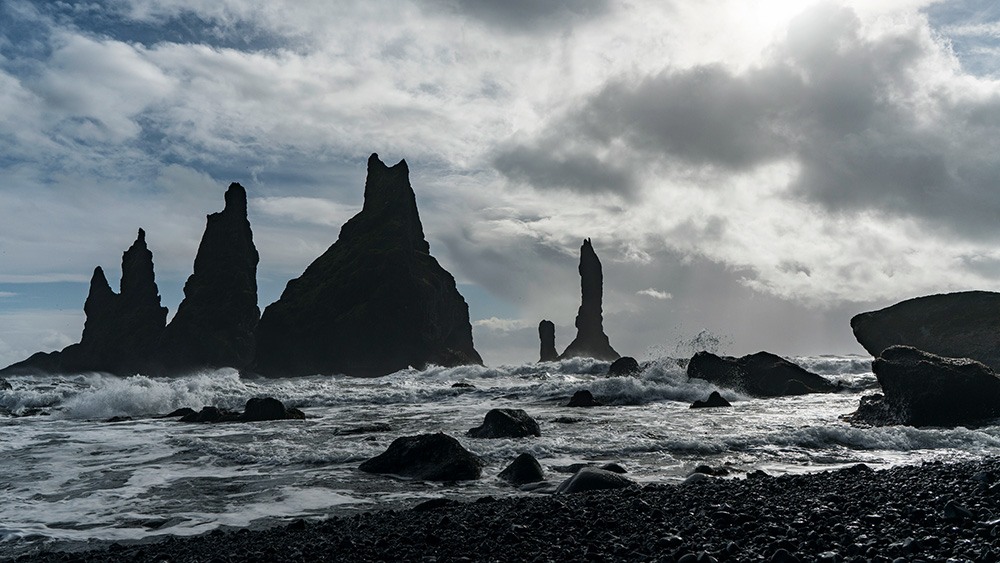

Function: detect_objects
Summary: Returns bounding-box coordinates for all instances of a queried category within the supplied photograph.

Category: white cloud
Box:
[637,288,672,300]
[472,317,534,332]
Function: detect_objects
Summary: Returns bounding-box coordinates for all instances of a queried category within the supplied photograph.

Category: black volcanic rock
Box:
[687,351,835,397]
[848,346,1000,427]
[567,390,601,407]
[359,432,483,481]
[554,467,635,494]
[468,408,541,438]
[560,239,619,361]
[153,183,260,374]
[690,391,732,409]
[498,453,545,486]
[253,154,482,377]
[608,356,640,376]
[851,291,1000,371]
[538,320,558,362]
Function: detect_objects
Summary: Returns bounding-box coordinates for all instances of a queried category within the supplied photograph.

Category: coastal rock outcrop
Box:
[554,467,635,494]
[851,291,1000,371]
[253,154,482,377]
[559,239,620,361]
[848,346,1000,427]
[177,397,305,423]
[608,356,640,376]
[359,432,483,481]
[467,408,541,438]
[538,320,558,362]
[690,391,732,409]
[498,453,545,486]
[687,351,835,397]
[153,183,260,374]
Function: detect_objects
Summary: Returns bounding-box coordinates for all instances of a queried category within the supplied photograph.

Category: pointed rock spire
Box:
[560,238,619,361]
[153,182,260,373]
[539,320,558,362]
[254,153,482,377]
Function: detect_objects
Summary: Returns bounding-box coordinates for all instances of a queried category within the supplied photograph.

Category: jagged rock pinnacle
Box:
[559,238,619,361]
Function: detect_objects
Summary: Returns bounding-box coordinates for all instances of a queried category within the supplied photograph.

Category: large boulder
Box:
[690,391,732,409]
[153,183,260,374]
[559,239,620,361]
[567,390,601,407]
[851,291,1000,371]
[538,320,558,362]
[608,356,640,376]
[498,453,545,486]
[848,346,1000,427]
[253,154,483,377]
[555,467,635,494]
[687,351,835,397]
[468,408,541,438]
[359,433,483,481]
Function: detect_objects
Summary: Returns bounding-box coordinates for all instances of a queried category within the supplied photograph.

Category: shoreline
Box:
[10,457,1000,562]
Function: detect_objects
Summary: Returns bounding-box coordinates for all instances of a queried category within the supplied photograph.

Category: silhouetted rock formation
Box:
[359,432,483,481]
[567,390,601,407]
[2,230,167,376]
[851,291,1000,371]
[177,397,305,423]
[538,320,558,362]
[253,154,482,377]
[690,391,732,409]
[608,356,640,376]
[555,467,635,494]
[687,351,835,397]
[467,408,541,438]
[848,346,1000,427]
[498,453,545,486]
[560,239,619,361]
[153,183,260,374]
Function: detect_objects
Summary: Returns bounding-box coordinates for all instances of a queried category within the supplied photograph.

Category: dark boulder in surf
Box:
[851,291,1000,371]
[359,432,483,481]
[687,351,835,397]
[690,391,732,409]
[608,356,640,376]
[567,390,601,407]
[555,467,635,494]
[468,408,541,438]
[847,345,1000,427]
[559,239,620,361]
[498,453,545,486]
[253,154,482,378]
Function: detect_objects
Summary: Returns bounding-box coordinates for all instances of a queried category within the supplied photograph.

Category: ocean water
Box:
[2,355,999,558]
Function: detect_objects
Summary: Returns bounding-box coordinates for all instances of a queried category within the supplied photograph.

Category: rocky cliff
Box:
[252,153,483,377]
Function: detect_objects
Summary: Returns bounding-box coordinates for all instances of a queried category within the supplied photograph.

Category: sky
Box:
[3,0,1000,368]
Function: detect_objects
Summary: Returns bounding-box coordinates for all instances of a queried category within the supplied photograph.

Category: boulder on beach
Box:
[253,154,483,377]
[468,408,541,438]
[851,291,1000,371]
[848,345,1000,427]
[538,320,558,362]
[567,390,601,407]
[608,356,640,376]
[498,453,545,486]
[690,391,732,409]
[559,239,620,361]
[359,432,483,481]
[554,466,635,494]
[687,351,835,397]
[152,183,260,374]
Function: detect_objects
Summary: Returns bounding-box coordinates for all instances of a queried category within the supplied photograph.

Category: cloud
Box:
[428,0,611,32]
[472,317,534,332]
[637,288,672,300]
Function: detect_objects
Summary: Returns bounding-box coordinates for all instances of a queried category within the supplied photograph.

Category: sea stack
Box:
[559,239,619,361]
[539,320,558,362]
[253,154,483,377]
[153,183,260,374]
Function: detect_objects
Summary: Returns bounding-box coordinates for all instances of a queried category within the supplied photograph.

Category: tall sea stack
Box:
[560,239,619,361]
[253,153,483,377]
[153,183,260,374]
[539,320,558,362]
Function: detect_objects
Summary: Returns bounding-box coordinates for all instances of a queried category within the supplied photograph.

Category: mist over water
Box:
[2,355,997,558]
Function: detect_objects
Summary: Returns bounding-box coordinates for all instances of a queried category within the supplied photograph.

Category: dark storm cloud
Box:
[430,0,611,31]
[493,144,637,196]
[495,3,1000,237]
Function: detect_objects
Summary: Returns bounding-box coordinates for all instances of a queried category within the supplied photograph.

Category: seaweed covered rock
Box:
[153,183,260,374]
[687,351,835,397]
[848,346,1000,427]
[253,154,482,377]
[559,239,619,361]
[359,432,483,481]
[851,291,1000,371]
[468,408,541,438]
